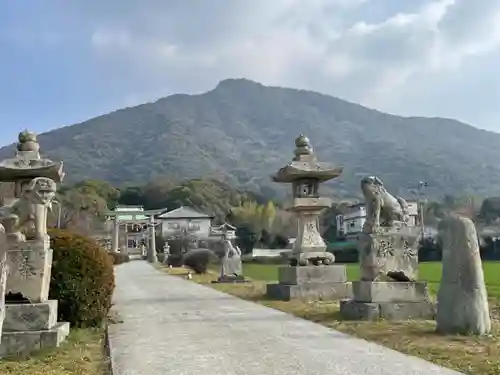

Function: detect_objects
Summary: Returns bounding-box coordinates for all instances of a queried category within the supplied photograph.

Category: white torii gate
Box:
[105,207,165,263]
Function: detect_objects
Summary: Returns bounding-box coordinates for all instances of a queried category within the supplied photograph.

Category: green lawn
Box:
[242,261,500,299]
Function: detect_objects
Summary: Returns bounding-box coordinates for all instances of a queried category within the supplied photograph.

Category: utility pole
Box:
[418,181,427,241]
[57,201,61,228]
[52,199,62,228]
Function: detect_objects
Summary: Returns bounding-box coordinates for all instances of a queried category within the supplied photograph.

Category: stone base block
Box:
[339,299,436,321]
[3,300,58,331]
[352,281,430,303]
[0,322,70,357]
[212,275,248,284]
[278,265,347,285]
[266,281,352,301]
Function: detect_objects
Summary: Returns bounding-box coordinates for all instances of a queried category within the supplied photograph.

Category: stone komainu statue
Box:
[361,176,409,233]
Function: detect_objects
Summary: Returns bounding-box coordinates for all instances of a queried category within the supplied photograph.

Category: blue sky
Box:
[1,0,500,147]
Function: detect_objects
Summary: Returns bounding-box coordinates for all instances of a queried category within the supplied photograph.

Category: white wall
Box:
[160,218,212,239]
[336,201,419,238]
[336,205,366,238]
[252,248,292,258]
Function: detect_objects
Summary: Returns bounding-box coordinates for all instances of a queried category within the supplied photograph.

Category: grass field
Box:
[0,328,109,375]
[162,261,500,375]
[242,261,500,298]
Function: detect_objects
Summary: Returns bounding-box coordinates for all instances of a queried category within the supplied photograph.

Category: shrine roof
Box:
[0,159,64,183]
[272,161,343,183]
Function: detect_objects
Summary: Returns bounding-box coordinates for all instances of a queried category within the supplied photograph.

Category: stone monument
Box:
[266,135,351,301]
[214,239,246,283]
[340,176,435,320]
[0,131,69,356]
[436,215,491,335]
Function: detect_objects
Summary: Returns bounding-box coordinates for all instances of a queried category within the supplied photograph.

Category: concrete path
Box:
[107,262,462,375]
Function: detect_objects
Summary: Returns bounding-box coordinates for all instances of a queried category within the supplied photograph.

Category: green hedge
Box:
[49,229,115,327]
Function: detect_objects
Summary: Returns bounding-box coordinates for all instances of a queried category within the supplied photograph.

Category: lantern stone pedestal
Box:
[0,131,69,357]
[266,265,352,301]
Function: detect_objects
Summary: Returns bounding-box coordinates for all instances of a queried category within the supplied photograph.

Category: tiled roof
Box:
[157,206,213,219]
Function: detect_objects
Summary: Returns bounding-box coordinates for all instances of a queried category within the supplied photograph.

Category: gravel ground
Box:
[107,261,463,375]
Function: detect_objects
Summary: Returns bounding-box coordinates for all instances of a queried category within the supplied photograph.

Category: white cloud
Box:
[10,0,500,129]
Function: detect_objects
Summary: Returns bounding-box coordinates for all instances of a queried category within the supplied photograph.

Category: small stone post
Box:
[147,215,157,263]
[437,215,491,335]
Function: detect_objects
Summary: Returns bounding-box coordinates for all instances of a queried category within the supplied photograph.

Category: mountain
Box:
[1,78,500,200]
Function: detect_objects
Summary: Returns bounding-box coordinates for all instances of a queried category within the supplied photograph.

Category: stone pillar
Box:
[436,215,491,335]
[111,217,119,253]
[147,216,157,263]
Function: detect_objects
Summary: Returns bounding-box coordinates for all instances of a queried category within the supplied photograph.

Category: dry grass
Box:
[158,264,500,375]
[0,328,108,375]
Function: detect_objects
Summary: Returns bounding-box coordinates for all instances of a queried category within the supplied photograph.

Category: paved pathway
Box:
[107,262,462,375]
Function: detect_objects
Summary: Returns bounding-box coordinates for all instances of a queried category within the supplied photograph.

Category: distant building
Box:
[335,201,419,240]
[156,206,214,240]
[210,223,237,240]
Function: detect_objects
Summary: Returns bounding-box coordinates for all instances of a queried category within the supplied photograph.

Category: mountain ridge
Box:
[1,78,499,200]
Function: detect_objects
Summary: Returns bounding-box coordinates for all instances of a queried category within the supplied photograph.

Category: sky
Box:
[1,0,500,147]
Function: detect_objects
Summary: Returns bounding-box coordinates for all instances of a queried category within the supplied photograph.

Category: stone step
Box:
[0,321,70,357]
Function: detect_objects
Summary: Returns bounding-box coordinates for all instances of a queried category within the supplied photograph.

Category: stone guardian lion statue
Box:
[361,176,410,233]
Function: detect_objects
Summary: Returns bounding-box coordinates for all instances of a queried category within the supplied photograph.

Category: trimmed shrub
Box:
[48,228,115,328]
[109,252,130,265]
[182,248,216,274]
[167,253,184,267]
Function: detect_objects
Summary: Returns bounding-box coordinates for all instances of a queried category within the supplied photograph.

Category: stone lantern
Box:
[272,134,343,266]
[266,135,351,301]
[0,130,69,356]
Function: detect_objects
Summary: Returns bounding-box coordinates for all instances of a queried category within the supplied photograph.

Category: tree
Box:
[261,201,276,231]
[478,197,500,223]
[74,180,120,209]
[118,186,144,206]
[235,225,258,254]
[166,228,198,254]
[320,200,353,241]
[52,186,108,234]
